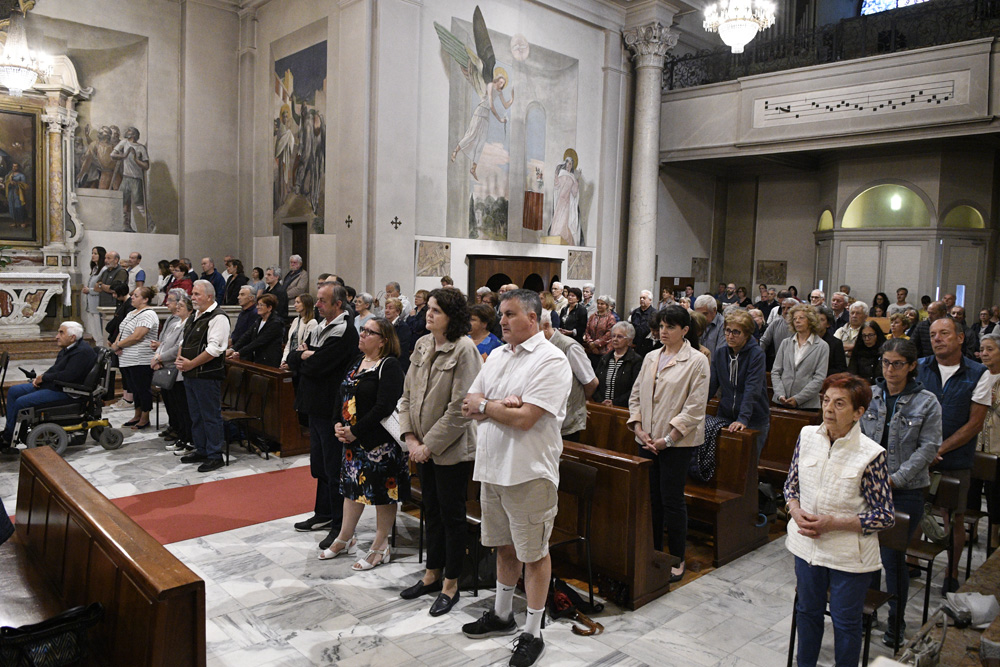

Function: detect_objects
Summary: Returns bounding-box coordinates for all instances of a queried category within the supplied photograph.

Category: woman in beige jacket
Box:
[628,306,710,582]
[398,287,482,616]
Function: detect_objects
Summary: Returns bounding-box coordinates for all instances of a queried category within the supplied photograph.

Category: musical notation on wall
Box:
[752,73,967,128]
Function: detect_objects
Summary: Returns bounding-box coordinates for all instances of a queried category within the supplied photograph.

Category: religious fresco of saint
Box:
[273,40,327,234]
[435,6,584,245]
[0,107,40,246]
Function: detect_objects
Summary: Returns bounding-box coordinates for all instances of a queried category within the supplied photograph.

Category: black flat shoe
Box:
[669,567,686,584]
[131,422,151,431]
[428,591,459,617]
[400,578,443,600]
[123,418,140,427]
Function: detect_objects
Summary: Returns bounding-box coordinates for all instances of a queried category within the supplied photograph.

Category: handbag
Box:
[151,367,178,390]
[0,602,104,667]
[376,360,407,450]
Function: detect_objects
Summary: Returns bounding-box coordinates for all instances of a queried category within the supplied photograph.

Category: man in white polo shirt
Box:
[461,289,572,667]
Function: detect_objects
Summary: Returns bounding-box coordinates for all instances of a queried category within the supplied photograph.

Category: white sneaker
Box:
[112,399,133,409]
[165,442,186,452]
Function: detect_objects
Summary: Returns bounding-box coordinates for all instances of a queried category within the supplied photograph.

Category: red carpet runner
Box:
[110,465,315,545]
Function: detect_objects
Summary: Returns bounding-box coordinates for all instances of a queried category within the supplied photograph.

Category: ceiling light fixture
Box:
[703,0,776,54]
[0,10,51,97]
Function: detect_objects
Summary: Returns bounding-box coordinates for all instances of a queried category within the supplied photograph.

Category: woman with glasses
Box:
[860,338,941,648]
[848,321,886,384]
[709,310,770,457]
[628,306,710,583]
[322,318,407,571]
[772,304,830,409]
[594,321,643,408]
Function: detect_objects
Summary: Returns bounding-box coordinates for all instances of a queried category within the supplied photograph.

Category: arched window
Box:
[841,184,931,228]
[817,209,833,231]
[941,205,985,229]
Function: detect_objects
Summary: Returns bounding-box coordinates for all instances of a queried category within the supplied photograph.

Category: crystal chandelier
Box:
[0,10,51,97]
[703,0,776,54]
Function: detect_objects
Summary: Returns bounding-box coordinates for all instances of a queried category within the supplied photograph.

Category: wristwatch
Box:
[478,399,489,414]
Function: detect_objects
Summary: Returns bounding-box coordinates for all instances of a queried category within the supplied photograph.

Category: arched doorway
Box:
[486,273,513,293]
[523,273,544,293]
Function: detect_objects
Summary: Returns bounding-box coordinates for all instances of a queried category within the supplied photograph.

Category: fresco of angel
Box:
[434,6,513,181]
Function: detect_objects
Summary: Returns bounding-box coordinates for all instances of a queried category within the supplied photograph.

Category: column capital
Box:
[623,22,676,70]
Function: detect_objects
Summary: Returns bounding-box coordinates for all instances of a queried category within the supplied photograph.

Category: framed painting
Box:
[0,103,43,247]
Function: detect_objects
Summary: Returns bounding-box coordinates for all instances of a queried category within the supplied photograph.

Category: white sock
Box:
[524,607,544,637]
[494,582,515,620]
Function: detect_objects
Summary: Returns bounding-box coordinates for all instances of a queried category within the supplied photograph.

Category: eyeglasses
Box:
[723,328,745,336]
[880,358,909,370]
[861,333,877,340]
[360,329,383,338]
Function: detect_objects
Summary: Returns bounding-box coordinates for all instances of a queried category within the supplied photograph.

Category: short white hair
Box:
[849,301,868,313]
[832,291,849,301]
[693,294,718,312]
[640,289,653,299]
[238,285,256,299]
[289,254,302,263]
[476,286,490,295]
[266,266,282,279]
[193,279,216,299]
[611,321,635,339]
[811,289,825,299]
[583,283,595,291]
[61,321,84,341]
[551,281,563,289]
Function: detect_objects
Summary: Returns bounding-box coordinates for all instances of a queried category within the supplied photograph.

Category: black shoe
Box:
[941,576,960,596]
[462,609,518,639]
[159,428,176,438]
[429,591,460,617]
[509,632,544,667]
[909,566,922,579]
[180,452,209,464]
[164,433,178,441]
[318,528,344,551]
[123,418,139,427]
[198,458,225,473]
[400,578,443,600]
[882,619,906,648]
[294,516,334,533]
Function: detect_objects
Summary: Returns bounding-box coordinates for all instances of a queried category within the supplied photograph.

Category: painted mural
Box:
[273,40,327,234]
[0,108,37,244]
[436,8,581,244]
[550,148,580,245]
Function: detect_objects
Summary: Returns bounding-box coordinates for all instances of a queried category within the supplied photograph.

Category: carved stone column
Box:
[42,113,65,246]
[622,23,676,303]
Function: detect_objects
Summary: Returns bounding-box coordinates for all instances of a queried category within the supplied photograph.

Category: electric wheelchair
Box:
[11,347,125,456]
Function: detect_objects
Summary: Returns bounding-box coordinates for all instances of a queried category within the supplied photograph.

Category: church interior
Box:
[2,0,1000,664]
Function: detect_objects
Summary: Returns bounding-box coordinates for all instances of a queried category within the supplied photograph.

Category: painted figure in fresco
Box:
[274,104,296,208]
[550,150,580,246]
[292,106,325,213]
[77,126,119,190]
[5,163,28,224]
[111,127,152,233]
[435,6,513,181]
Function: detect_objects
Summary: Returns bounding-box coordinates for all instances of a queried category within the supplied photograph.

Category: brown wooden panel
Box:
[62,514,92,605]
[467,255,563,297]
[88,541,119,658]
[14,468,34,533]
[114,571,155,666]
[523,191,543,231]
[156,584,206,667]
[43,496,70,592]
[27,476,50,554]
[225,359,307,457]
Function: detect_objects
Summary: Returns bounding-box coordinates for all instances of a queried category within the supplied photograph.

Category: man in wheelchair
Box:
[2,322,98,449]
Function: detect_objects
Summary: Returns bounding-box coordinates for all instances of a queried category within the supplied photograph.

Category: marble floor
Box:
[1,403,990,666]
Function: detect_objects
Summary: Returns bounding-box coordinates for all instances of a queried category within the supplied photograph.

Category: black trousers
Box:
[419,460,472,580]
[309,415,343,527]
[161,379,192,442]
[120,365,153,412]
[643,446,695,559]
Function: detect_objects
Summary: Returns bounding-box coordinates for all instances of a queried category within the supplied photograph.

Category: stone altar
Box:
[0,272,71,336]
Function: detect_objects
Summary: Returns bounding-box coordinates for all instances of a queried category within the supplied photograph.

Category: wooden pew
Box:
[758,406,822,487]
[14,447,206,667]
[582,401,766,567]
[225,359,309,456]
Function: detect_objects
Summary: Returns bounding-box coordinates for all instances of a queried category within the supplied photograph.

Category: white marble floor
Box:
[1,404,990,666]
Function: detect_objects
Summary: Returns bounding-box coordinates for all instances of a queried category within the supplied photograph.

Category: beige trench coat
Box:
[627,340,710,448]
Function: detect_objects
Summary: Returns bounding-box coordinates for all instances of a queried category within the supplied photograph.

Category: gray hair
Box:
[238,285,257,300]
[193,279,216,300]
[694,294,718,312]
[611,321,635,340]
[168,289,194,312]
[60,321,84,341]
[980,332,1000,349]
[551,281,563,290]
[266,266,282,279]
[476,286,490,295]
[356,292,374,307]
[811,289,825,300]
[640,289,653,299]
[583,283,595,291]
[849,300,868,313]
[289,254,302,264]
[386,281,401,292]
[815,304,835,323]
[500,289,542,319]
[832,291,849,301]
[597,294,613,307]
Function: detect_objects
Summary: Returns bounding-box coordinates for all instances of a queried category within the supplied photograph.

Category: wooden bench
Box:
[582,401,766,567]
[758,406,822,487]
[13,447,206,666]
[225,358,309,456]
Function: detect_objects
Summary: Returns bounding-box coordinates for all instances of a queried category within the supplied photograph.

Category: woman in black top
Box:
[224,259,250,305]
[869,292,890,317]
[847,321,886,384]
[227,293,284,367]
[558,286,588,344]
[736,286,753,309]
[407,289,429,340]
[594,321,643,407]
[322,318,407,571]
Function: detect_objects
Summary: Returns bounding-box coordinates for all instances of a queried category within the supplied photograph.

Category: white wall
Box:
[656,167,716,295]
[754,174,820,292]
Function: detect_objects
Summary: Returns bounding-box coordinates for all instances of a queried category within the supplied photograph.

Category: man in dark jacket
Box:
[286,284,359,549]
[816,306,848,376]
[3,322,97,446]
[629,290,656,358]
[262,267,289,321]
[200,257,227,303]
[912,301,946,358]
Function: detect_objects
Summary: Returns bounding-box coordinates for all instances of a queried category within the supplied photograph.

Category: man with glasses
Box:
[808,289,825,307]
[917,316,989,594]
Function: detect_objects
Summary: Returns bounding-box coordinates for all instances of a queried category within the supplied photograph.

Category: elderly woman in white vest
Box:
[784,373,894,667]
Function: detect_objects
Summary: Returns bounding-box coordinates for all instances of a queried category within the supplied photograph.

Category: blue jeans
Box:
[753,420,770,460]
[794,556,871,667]
[185,378,223,461]
[881,487,924,621]
[4,384,69,441]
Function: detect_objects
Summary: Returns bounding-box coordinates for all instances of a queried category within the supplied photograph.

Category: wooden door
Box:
[467,255,564,300]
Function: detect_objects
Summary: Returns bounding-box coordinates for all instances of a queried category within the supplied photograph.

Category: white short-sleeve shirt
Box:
[469,331,572,488]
